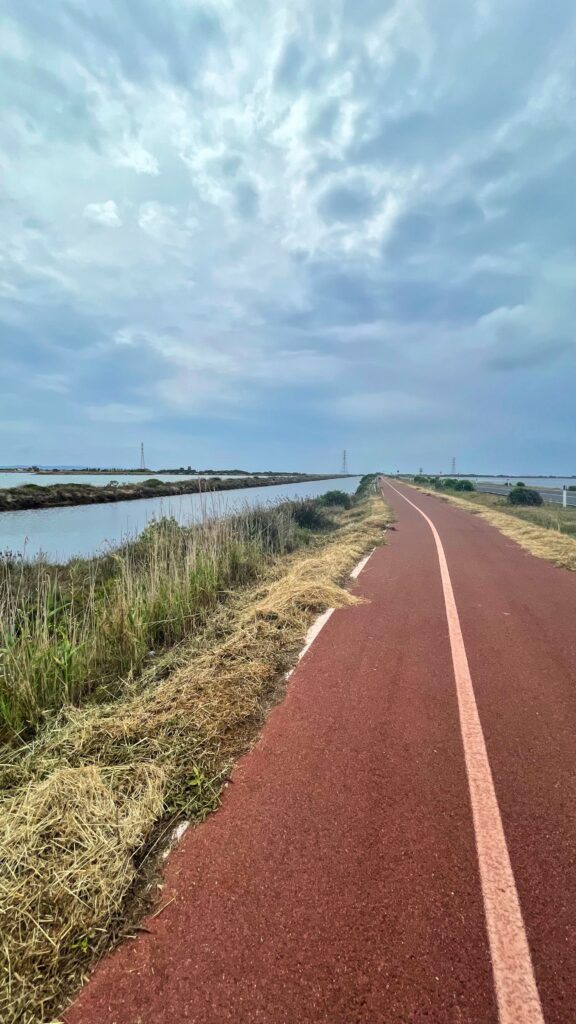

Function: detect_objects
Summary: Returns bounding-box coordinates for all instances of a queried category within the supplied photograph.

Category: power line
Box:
[341,449,348,474]
[451,456,456,475]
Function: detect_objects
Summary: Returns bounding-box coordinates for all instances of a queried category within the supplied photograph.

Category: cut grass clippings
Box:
[411,485,576,572]
[0,495,391,1024]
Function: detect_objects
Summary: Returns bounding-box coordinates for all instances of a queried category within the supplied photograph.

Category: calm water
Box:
[0,472,247,488]
[0,477,360,562]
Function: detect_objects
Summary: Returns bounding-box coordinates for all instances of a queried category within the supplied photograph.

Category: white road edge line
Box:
[162,820,190,861]
[350,548,376,579]
[383,479,545,1024]
[285,547,377,680]
[285,607,335,680]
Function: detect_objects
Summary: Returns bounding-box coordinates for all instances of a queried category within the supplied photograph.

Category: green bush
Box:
[515,481,526,488]
[289,499,332,530]
[432,477,475,492]
[508,487,543,506]
[318,490,353,509]
[355,474,377,498]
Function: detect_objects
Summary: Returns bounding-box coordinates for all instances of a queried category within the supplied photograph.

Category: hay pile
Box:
[0,497,391,1024]
[1,765,164,1024]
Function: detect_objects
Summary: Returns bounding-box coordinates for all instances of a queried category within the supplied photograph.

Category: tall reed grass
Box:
[0,501,316,742]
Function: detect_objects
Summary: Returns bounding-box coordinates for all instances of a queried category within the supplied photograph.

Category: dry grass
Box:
[414,486,576,571]
[1,765,165,1023]
[0,496,391,1024]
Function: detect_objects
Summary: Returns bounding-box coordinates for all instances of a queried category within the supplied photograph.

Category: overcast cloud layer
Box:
[1,0,575,473]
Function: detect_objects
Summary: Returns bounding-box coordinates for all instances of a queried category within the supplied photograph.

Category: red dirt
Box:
[65,481,576,1023]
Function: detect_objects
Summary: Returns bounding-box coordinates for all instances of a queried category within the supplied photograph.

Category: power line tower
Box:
[451,456,456,476]
[140,443,146,471]
[341,449,348,474]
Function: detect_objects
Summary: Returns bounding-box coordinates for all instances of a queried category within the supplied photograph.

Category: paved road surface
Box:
[66,479,576,1024]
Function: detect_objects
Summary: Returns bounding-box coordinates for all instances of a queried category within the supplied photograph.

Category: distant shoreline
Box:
[0,467,309,476]
[396,474,576,480]
[0,474,354,513]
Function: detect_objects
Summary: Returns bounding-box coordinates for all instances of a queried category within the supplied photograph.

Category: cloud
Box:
[274,38,305,90]
[1,0,576,472]
[234,181,259,220]
[86,403,153,423]
[331,390,437,422]
[476,305,574,371]
[317,181,376,223]
[32,373,69,393]
[83,200,122,227]
[114,140,159,175]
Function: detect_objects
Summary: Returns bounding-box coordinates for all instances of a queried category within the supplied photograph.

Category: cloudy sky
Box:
[1,0,575,473]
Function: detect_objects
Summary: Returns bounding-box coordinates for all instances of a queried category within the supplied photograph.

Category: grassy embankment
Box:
[411,483,576,571]
[0,475,388,1024]
[0,473,348,512]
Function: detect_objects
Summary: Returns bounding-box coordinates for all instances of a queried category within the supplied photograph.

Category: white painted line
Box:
[384,480,545,1024]
[350,548,375,579]
[286,543,377,683]
[162,820,190,860]
[285,607,335,679]
[297,606,334,662]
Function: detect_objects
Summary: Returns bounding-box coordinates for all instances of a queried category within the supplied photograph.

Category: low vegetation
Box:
[413,474,475,492]
[354,473,379,498]
[0,473,348,513]
[0,500,339,742]
[0,485,390,1024]
[508,486,543,506]
[410,483,576,571]
[318,489,353,509]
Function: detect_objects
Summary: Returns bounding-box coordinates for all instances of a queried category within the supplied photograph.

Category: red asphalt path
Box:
[66,480,576,1024]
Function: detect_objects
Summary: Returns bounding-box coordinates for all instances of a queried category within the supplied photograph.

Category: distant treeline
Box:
[0,467,346,477]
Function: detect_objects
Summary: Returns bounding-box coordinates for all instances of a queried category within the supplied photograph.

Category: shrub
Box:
[515,481,526,488]
[289,499,332,530]
[355,474,377,498]
[432,478,474,492]
[508,487,543,506]
[318,490,352,509]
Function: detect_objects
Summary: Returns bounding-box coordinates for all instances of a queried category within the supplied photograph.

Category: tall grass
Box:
[0,501,315,742]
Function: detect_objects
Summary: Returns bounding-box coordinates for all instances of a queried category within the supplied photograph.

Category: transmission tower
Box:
[140,442,146,471]
[341,449,348,474]
[451,456,456,475]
